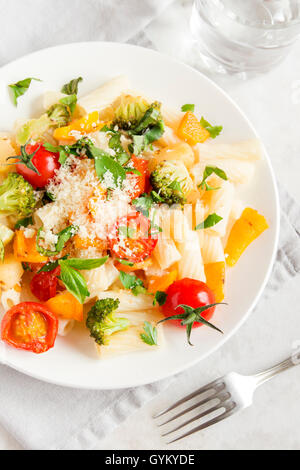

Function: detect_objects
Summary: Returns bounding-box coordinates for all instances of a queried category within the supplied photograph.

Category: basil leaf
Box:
[200,117,223,139]
[94,151,126,188]
[62,256,109,270]
[37,260,60,274]
[61,77,83,95]
[0,239,4,262]
[119,271,147,296]
[132,194,154,217]
[198,166,228,191]
[140,321,158,346]
[56,225,78,252]
[108,133,130,165]
[60,94,77,115]
[116,258,134,267]
[59,261,90,304]
[9,77,41,106]
[14,216,33,230]
[181,104,195,112]
[153,291,167,306]
[195,213,223,230]
[22,262,32,272]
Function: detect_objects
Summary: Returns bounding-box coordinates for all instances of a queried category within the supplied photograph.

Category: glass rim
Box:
[196,0,300,31]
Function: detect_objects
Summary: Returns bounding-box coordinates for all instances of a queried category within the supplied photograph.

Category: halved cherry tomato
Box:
[1,302,58,354]
[108,213,157,264]
[30,266,61,302]
[16,143,60,189]
[125,156,148,201]
[162,278,216,328]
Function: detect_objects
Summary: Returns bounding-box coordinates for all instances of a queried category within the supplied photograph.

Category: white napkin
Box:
[0,0,173,66]
[0,0,299,451]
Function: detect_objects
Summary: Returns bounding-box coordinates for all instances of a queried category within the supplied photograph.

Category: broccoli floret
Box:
[113,96,150,130]
[47,103,71,128]
[150,160,194,206]
[86,298,130,346]
[0,173,36,217]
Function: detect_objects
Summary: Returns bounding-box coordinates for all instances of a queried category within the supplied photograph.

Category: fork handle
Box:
[253,353,300,386]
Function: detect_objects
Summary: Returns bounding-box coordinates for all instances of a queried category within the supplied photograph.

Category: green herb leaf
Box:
[158,303,224,346]
[60,94,77,115]
[94,150,126,188]
[37,260,60,274]
[108,132,130,165]
[200,117,223,139]
[195,213,223,230]
[140,321,158,346]
[36,225,78,256]
[59,261,90,304]
[9,78,41,106]
[119,271,147,296]
[62,256,109,270]
[22,262,32,272]
[116,258,134,267]
[153,291,167,306]
[132,193,154,217]
[181,104,195,112]
[61,77,83,95]
[198,166,228,191]
[14,216,33,230]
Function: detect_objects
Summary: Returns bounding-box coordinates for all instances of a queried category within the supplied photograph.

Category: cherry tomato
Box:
[162,278,216,328]
[125,156,148,201]
[30,266,61,302]
[16,143,60,189]
[1,302,58,354]
[108,213,157,264]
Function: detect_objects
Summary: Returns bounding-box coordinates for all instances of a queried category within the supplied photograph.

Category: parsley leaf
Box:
[14,216,33,230]
[195,213,223,230]
[200,117,223,139]
[198,166,228,191]
[181,104,195,112]
[153,291,167,306]
[119,271,147,296]
[140,321,158,346]
[9,77,41,106]
[61,77,83,95]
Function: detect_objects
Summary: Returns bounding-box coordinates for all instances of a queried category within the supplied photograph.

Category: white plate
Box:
[0,42,280,390]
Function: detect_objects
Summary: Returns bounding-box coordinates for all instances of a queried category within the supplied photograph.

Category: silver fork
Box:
[154,353,300,444]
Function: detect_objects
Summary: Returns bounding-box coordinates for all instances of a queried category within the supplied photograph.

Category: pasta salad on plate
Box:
[0,74,268,359]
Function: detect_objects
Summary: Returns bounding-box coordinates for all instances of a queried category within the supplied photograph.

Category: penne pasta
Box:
[78,75,130,114]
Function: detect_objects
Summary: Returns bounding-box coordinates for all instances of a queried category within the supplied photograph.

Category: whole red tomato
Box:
[16,143,60,189]
[162,278,217,328]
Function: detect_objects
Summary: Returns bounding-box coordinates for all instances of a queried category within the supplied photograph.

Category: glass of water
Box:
[190,0,300,76]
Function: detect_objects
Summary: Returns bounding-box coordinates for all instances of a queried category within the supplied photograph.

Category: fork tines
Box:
[154,379,236,444]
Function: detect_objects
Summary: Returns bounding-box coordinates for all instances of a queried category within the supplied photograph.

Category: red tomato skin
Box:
[163,278,216,328]
[16,143,60,189]
[108,213,157,264]
[30,267,61,302]
[126,156,148,201]
[1,302,58,354]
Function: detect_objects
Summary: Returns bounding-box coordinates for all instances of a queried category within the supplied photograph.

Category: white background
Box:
[1,0,300,450]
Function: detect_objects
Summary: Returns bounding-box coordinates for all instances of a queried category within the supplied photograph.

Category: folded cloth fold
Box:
[0,187,298,450]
